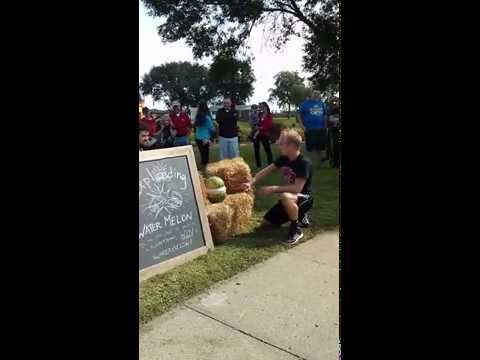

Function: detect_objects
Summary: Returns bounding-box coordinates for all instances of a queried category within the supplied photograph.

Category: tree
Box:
[208,54,255,104]
[140,61,213,107]
[302,0,339,97]
[268,71,306,118]
[142,0,340,93]
[291,83,308,108]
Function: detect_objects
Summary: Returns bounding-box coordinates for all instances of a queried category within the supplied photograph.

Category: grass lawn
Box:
[273,115,301,128]
[139,143,339,326]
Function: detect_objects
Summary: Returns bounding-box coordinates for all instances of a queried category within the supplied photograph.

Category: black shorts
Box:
[264,196,314,226]
[305,128,328,152]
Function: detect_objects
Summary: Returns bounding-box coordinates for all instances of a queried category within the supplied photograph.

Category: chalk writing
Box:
[181,228,194,241]
[139,221,163,239]
[152,238,193,259]
[148,164,187,190]
[140,164,188,219]
[139,155,206,271]
[163,212,193,227]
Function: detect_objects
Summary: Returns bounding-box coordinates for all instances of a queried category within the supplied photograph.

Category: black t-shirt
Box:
[216,108,239,138]
[273,154,313,197]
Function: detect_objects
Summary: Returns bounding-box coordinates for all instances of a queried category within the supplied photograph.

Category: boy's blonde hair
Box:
[279,128,303,148]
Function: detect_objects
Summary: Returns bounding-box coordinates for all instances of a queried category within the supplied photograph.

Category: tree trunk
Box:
[288,103,291,119]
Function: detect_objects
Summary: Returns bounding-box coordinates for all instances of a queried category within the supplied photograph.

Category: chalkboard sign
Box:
[139,146,213,281]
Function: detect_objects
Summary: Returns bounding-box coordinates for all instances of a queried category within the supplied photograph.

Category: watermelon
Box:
[206,176,227,203]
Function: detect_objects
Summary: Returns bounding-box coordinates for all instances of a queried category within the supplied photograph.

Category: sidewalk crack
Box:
[184,304,307,360]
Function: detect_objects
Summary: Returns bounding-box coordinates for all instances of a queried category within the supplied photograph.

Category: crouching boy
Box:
[243,129,313,245]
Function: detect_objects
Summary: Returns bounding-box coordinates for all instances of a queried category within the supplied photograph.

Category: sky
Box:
[139,1,310,111]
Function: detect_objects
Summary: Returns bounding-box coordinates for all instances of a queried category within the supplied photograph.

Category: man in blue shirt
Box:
[298,90,328,161]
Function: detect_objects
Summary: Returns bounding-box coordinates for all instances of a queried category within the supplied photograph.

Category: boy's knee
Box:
[279,192,297,203]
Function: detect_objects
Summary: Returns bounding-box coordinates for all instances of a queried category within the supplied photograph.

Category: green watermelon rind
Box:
[205,176,225,189]
[208,192,226,203]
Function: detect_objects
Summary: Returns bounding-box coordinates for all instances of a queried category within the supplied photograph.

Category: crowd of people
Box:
[139,93,340,169]
[139,92,340,244]
[139,96,276,167]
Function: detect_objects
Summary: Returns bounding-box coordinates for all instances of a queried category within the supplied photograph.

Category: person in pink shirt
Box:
[253,102,274,168]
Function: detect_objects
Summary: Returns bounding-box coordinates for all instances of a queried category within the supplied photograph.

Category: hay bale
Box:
[205,157,252,194]
[223,192,254,234]
[206,202,234,244]
[198,173,209,205]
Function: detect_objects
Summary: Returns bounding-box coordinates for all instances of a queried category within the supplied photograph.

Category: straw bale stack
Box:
[198,173,210,205]
[201,158,255,243]
[205,202,234,244]
[205,157,252,194]
[223,193,254,235]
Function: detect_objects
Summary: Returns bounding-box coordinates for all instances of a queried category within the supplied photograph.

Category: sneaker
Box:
[284,222,304,245]
[299,214,310,228]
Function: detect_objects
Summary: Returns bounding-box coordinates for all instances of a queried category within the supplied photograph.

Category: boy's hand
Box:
[257,186,277,196]
[239,182,252,192]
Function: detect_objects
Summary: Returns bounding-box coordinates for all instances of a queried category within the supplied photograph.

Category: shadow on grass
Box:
[215,221,338,252]
[220,228,286,249]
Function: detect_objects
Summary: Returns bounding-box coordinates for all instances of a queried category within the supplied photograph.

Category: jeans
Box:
[173,136,189,146]
[253,134,273,168]
[218,136,240,160]
[196,139,210,166]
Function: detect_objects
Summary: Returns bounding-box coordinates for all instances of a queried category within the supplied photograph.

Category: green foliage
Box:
[140,55,255,106]
[140,61,213,107]
[268,71,306,116]
[142,0,340,96]
[208,54,255,104]
[291,84,309,107]
[302,0,339,97]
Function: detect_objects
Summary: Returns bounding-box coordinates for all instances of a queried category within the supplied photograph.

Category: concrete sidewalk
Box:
[140,230,339,360]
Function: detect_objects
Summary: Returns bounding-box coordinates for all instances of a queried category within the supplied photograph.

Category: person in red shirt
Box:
[140,107,157,137]
[169,101,192,146]
[253,102,274,168]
